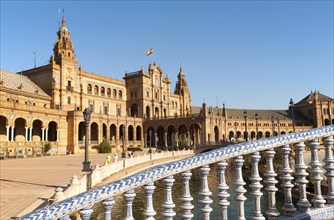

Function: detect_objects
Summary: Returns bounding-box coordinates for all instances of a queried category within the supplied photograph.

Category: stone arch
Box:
[101,87,105,96]
[178,124,188,148]
[167,125,176,147]
[110,124,116,142]
[128,125,134,141]
[0,115,7,142]
[48,121,58,141]
[131,103,138,117]
[236,131,242,139]
[94,85,99,95]
[113,89,117,98]
[147,127,155,148]
[163,108,167,118]
[146,106,150,119]
[87,84,92,94]
[250,131,256,140]
[119,124,125,141]
[229,131,234,141]
[214,126,219,143]
[90,122,98,143]
[281,131,286,135]
[136,126,142,141]
[78,122,85,142]
[155,107,159,118]
[32,119,42,142]
[325,119,330,125]
[102,123,107,140]
[118,90,123,99]
[258,131,263,139]
[107,88,111,97]
[157,126,165,147]
[265,131,271,138]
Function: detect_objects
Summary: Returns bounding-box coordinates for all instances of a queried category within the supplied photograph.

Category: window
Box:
[119,90,123,99]
[163,95,166,101]
[67,81,71,87]
[155,92,158,99]
[67,97,71,104]
[113,89,117,98]
[134,91,137,98]
[103,106,108,114]
[68,52,71,57]
[87,84,92,94]
[101,87,105,96]
[94,86,99,95]
[107,88,111,97]
[146,91,149,98]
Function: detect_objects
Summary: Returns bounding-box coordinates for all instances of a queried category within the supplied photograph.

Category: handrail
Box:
[20,125,334,219]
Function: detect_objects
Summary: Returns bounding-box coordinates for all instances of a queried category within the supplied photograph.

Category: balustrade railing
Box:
[20,125,334,220]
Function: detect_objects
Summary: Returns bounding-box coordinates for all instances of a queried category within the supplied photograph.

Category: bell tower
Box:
[174,65,192,117]
[53,15,77,66]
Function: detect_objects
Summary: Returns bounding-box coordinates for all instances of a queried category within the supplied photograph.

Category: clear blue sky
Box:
[1,1,333,109]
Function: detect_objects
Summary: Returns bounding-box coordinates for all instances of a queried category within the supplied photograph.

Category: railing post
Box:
[143,182,156,219]
[102,197,115,220]
[324,135,334,204]
[234,156,247,220]
[124,190,136,220]
[162,175,176,219]
[199,164,213,220]
[294,142,312,212]
[323,136,334,205]
[79,206,93,220]
[280,145,296,216]
[249,152,265,220]
[217,160,230,220]
[308,139,326,208]
[263,149,280,218]
[180,170,194,220]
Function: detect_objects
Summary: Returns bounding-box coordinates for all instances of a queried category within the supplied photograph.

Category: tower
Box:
[174,65,191,117]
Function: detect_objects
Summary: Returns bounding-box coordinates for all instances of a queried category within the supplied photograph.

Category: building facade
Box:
[1,16,333,156]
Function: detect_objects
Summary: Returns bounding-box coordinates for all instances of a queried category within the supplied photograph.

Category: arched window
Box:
[68,52,71,57]
[101,87,105,96]
[87,84,92,94]
[107,88,111,97]
[94,85,99,95]
[119,90,123,99]
[113,89,117,98]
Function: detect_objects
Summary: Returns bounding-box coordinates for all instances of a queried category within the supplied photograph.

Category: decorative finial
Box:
[61,10,66,27]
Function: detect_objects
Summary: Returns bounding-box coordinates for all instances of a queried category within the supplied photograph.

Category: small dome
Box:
[59,25,68,32]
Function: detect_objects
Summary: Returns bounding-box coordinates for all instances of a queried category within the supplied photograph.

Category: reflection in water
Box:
[92,163,285,219]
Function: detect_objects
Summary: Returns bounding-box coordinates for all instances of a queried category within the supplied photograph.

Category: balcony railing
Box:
[20,125,334,220]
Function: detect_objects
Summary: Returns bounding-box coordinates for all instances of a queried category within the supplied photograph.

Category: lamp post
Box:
[277,117,280,135]
[255,112,259,140]
[271,116,275,137]
[192,116,195,149]
[243,110,248,142]
[121,125,126,158]
[82,108,92,172]
[289,98,296,132]
[148,130,152,153]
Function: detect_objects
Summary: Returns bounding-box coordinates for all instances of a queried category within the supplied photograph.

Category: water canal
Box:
[91,162,286,219]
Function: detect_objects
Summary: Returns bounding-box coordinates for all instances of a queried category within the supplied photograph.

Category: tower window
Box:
[68,52,71,57]
[113,89,117,98]
[68,97,71,104]
[119,90,123,99]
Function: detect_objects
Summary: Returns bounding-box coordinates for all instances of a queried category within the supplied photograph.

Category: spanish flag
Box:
[146,48,154,56]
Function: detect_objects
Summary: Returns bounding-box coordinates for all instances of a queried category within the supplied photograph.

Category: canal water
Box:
[91,163,285,219]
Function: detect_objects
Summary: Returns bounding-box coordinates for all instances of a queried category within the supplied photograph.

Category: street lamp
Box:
[277,117,280,135]
[255,112,259,140]
[234,121,237,142]
[121,125,126,158]
[289,98,296,132]
[271,116,275,137]
[148,130,152,153]
[192,116,195,149]
[82,108,92,172]
[243,110,248,142]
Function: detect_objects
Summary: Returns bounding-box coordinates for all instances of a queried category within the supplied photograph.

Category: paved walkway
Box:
[0,153,128,219]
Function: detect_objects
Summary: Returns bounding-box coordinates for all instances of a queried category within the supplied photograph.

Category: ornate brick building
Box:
[0,16,333,156]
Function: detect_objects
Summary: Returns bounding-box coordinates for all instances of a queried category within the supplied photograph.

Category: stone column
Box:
[250,152,265,220]
[6,126,10,141]
[102,197,115,220]
[133,127,137,147]
[324,136,334,204]
[234,156,247,220]
[294,142,311,212]
[309,139,326,208]
[263,149,280,218]
[45,128,49,142]
[29,127,32,141]
[154,132,157,148]
[25,127,28,141]
[124,190,136,220]
[161,176,176,219]
[11,126,14,142]
[41,128,45,142]
[217,160,230,220]
[164,132,168,148]
[79,206,93,220]
[175,132,179,148]
[144,133,147,149]
[199,165,212,220]
[180,170,194,219]
[187,131,191,146]
[143,182,156,219]
[116,126,120,149]
[280,145,296,216]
